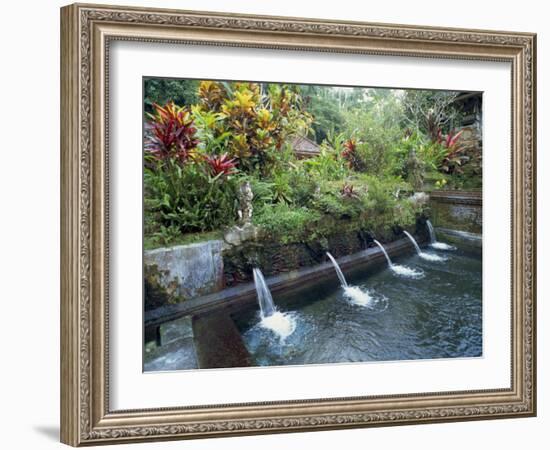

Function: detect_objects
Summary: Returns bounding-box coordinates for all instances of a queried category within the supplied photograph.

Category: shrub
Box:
[437,129,468,174]
[303,143,348,181]
[287,165,318,207]
[144,100,240,241]
[144,158,239,236]
[312,182,363,219]
[253,203,321,244]
[195,81,312,176]
[144,78,199,115]
[145,102,198,163]
[342,96,404,176]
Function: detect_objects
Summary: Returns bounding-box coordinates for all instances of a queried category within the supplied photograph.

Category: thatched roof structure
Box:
[291,135,321,159]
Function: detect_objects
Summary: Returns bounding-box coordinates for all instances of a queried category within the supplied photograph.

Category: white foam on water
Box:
[343,285,374,307]
[391,264,425,279]
[259,311,297,340]
[343,286,389,313]
[430,242,457,251]
[344,286,384,308]
[419,252,448,262]
[427,220,458,251]
[373,239,424,279]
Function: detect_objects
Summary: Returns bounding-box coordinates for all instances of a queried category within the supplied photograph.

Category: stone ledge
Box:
[429,190,482,206]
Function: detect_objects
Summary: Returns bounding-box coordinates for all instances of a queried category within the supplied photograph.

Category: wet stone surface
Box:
[160,316,194,346]
[144,337,198,372]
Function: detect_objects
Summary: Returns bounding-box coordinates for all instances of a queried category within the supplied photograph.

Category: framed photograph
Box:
[60,3,536,446]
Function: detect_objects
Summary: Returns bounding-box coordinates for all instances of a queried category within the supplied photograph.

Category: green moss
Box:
[144,264,184,310]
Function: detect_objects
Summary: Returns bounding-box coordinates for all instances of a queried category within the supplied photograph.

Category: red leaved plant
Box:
[436,128,467,174]
[146,102,199,163]
[341,139,356,162]
[341,183,359,199]
[205,153,238,177]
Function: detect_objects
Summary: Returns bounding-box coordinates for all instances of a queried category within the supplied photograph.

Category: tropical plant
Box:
[144,158,238,236]
[191,107,231,155]
[437,129,468,174]
[303,143,347,181]
[417,140,449,172]
[401,90,462,140]
[204,153,238,177]
[341,183,359,199]
[343,98,404,176]
[286,164,319,207]
[341,138,366,171]
[145,102,199,164]
[195,81,312,175]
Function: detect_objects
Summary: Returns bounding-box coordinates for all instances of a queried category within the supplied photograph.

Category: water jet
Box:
[372,240,424,279]
[403,231,447,262]
[252,268,296,339]
[427,220,456,251]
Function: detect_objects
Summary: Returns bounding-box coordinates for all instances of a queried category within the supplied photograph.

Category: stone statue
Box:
[237,181,253,225]
[224,181,258,247]
[405,149,425,191]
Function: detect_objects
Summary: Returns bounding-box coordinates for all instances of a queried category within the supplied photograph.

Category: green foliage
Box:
[195,80,312,175]
[312,181,363,219]
[303,143,348,181]
[417,139,447,172]
[191,107,232,154]
[417,128,481,188]
[144,78,199,114]
[253,203,321,244]
[286,165,319,206]
[249,173,422,247]
[342,94,405,176]
[245,164,318,210]
[143,99,239,244]
[144,158,239,239]
[401,90,462,139]
[142,78,480,251]
[299,85,347,143]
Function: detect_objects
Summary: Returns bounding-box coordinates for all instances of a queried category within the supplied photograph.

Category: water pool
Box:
[233,244,482,367]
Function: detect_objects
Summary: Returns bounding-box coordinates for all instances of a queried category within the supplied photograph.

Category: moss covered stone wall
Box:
[429,191,482,234]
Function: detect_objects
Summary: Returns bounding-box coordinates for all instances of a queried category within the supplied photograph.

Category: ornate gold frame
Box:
[60,3,536,446]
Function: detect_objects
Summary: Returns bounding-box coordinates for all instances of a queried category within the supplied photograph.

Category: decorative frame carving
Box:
[60,3,536,446]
